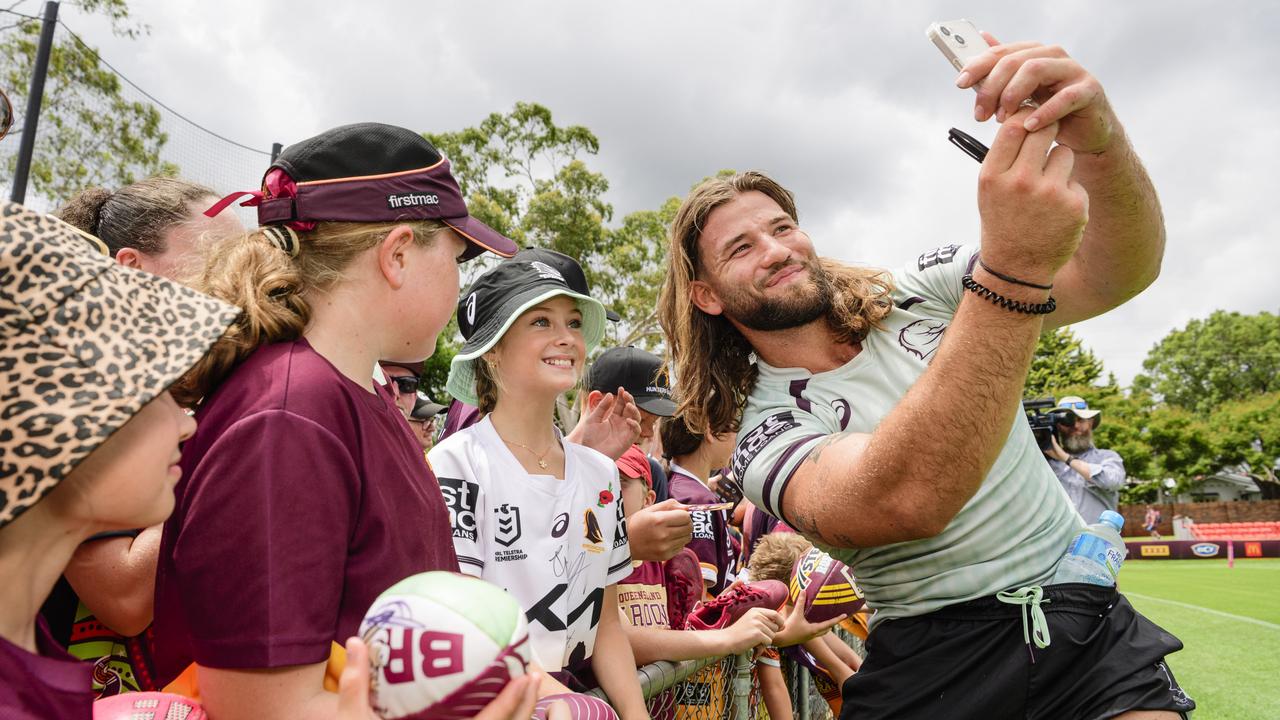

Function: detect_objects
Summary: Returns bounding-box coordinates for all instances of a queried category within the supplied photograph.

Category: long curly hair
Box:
[658,171,895,435]
[173,220,446,405]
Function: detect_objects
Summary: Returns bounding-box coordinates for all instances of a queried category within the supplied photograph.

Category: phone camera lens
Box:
[955,34,967,46]
[940,26,951,36]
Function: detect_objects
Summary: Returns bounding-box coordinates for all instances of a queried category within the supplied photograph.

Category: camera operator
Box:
[1044,396,1126,520]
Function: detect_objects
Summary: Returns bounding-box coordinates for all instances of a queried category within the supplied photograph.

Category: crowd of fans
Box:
[1,31,1196,720]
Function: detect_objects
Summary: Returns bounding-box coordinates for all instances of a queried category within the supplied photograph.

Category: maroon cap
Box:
[205,122,517,261]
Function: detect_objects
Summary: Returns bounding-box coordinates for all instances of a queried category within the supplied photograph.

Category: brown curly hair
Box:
[173,220,446,405]
[658,171,896,435]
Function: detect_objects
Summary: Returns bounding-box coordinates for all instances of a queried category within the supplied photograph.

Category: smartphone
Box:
[926,19,991,74]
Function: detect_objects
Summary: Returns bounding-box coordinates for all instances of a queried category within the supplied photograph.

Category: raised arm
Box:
[782,108,1089,550]
[959,35,1164,328]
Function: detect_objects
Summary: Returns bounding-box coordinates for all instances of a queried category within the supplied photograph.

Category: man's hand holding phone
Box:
[953,33,1118,156]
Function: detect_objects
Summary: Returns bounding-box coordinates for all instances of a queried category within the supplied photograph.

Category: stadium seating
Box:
[1190,521,1280,540]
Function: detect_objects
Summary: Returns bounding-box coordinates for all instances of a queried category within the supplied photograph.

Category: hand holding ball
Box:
[359,572,533,720]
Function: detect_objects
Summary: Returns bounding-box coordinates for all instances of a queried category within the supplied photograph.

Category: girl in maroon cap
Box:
[150,123,525,719]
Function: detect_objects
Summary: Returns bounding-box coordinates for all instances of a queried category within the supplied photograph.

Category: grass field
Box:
[1119,559,1280,720]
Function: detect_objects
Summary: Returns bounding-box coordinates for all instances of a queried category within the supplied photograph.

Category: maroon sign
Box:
[1125,539,1280,560]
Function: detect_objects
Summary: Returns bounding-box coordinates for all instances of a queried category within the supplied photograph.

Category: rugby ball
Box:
[93,692,207,720]
[789,547,866,622]
[360,572,533,720]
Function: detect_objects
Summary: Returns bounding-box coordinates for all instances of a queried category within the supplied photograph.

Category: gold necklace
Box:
[502,438,555,470]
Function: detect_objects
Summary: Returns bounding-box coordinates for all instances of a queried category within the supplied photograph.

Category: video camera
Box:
[1023,397,1074,451]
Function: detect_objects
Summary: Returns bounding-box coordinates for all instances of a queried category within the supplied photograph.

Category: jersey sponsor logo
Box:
[1190,542,1220,557]
[524,584,605,634]
[613,499,629,549]
[917,244,960,271]
[583,509,604,545]
[690,510,714,541]
[551,512,570,538]
[898,318,948,361]
[494,504,522,547]
[732,411,800,480]
[438,476,479,541]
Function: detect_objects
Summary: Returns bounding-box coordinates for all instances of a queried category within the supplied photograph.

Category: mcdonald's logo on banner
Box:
[1245,542,1263,558]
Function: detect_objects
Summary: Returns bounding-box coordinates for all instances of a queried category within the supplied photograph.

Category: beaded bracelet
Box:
[961,274,1057,315]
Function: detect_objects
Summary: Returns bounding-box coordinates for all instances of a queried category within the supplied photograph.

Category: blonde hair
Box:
[749,532,813,584]
[474,356,503,416]
[658,171,896,435]
[174,220,446,405]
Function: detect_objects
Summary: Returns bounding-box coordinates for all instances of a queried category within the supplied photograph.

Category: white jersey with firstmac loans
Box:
[733,244,1084,626]
[428,416,632,671]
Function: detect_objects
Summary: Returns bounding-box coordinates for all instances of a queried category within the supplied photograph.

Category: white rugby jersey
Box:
[733,244,1084,626]
[428,416,632,671]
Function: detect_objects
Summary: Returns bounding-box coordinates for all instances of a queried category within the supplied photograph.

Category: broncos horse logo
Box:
[898,319,948,361]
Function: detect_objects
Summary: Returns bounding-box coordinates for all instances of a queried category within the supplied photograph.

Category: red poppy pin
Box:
[598,490,614,507]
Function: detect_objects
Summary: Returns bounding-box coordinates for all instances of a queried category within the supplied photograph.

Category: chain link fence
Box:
[1,8,271,220]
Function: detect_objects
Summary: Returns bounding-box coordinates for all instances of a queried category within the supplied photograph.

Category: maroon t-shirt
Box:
[0,618,92,718]
[153,339,458,684]
[668,468,738,597]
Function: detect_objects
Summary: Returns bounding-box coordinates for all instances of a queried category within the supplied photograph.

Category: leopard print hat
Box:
[0,202,240,529]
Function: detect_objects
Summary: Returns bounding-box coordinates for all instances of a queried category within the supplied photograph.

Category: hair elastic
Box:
[263,225,301,257]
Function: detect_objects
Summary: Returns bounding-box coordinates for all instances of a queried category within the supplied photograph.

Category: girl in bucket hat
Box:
[428,249,647,719]
[0,202,239,716]
[147,122,524,718]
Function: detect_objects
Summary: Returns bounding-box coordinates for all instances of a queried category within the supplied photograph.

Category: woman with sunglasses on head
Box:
[150,123,529,720]
[0,203,238,716]
[429,249,648,719]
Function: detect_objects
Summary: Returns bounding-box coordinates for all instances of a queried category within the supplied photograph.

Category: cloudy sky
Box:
[20,0,1280,385]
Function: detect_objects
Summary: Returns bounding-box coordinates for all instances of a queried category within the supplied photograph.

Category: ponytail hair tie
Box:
[263,225,301,257]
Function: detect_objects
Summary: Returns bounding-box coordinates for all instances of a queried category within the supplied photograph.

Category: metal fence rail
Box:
[589,624,869,720]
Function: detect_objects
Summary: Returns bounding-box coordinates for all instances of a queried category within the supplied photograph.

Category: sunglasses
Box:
[390,375,420,394]
[1058,401,1089,410]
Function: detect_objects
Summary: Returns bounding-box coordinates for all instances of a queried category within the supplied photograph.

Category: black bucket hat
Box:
[446,249,605,406]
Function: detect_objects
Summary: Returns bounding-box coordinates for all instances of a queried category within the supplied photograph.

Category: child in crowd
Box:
[749,533,867,717]
[613,447,784,720]
[0,203,238,716]
[660,416,739,597]
[40,176,243,697]
[428,248,647,718]
[150,123,519,719]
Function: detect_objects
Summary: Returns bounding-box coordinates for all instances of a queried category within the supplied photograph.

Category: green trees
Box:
[1134,310,1280,415]
[1025,327,1104,397]
[1,1,174,203]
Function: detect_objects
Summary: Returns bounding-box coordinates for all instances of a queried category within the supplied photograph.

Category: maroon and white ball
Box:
[360,572,533,720]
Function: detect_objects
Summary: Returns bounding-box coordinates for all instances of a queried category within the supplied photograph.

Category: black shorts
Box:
[839,584,1195,720]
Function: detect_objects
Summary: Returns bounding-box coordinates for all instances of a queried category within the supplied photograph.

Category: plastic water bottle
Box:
[1052,510,1127,586]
